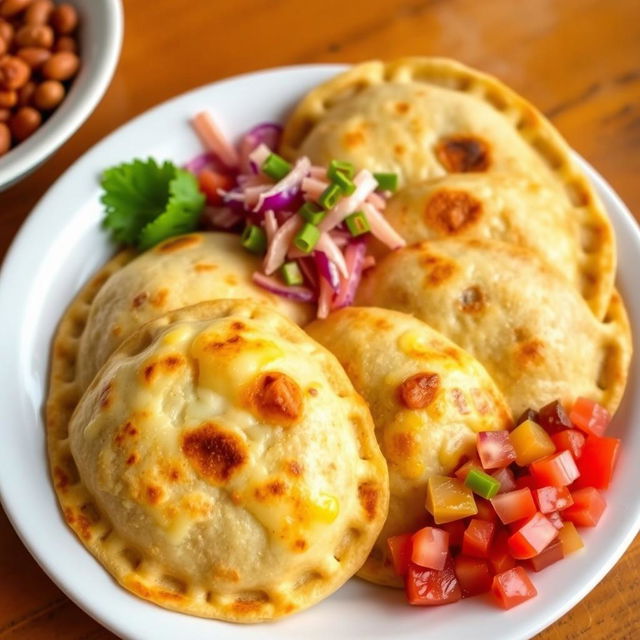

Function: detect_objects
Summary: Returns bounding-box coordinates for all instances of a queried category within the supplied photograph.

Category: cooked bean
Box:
[0,19,14,43]
[17,79,35,105]
[0,0,33,18]
[17,46,51,68]
[50,3,77,34]
[53,35,75,52]
[0,90,17,108]
[9,105,41,140]
[33,78,63,109]
[0,107,10,121]
[0,121,10,155]
[15,23,54,48]
[24,0,53,24]
[42,50,78,80]
[0,56,31,90]
[0,35,6,57]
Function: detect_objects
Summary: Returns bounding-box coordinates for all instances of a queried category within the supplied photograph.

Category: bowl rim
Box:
[0,0,124,189]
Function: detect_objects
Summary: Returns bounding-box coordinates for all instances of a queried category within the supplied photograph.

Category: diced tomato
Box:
[546,511,564,530]
[454,459,482,481]
[508,517,530,533]
[475,498,498,522]
[535,486,574,513]
[462,519,495,559]
[441,520,467,549]
[537,400,572,434]
[508,512,558,559]
[491,488,537,524]
[551,429,586,460]
[528,539,564,572]
[197,168,234,205]
[491,566,537,609]
[569,397,611,437]
[514,474,538,491]
[563,487,606,527]
[405,559,462,606]
[492,467,517,494]
[530,451,580,487]
[488,529,516,574]
[477,431,516,469]
[454,555,493,597]
[574,435,620,490]
[557,521,584,555]
[411,527,449,571]
[387,533,413,576]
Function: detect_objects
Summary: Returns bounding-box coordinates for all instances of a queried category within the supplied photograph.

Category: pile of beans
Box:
[0,0,79,157]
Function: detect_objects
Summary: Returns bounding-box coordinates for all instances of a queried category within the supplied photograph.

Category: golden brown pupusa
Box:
[280,57,615,319]
[307,306,512,587]
[356,239,632,418]
[60,300,388,622]
[76,232,314,390]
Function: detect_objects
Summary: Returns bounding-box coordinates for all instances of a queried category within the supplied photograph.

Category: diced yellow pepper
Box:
[558,521,584,555]
[510,419,556,466]
[425,475,478,524]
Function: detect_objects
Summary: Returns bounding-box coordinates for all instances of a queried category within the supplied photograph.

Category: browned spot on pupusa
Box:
[458,286,485,313]
[394,101,410,114]
[126,452,139,466]
[285,460,303,477]
[388,432,417,459]
[421,254,457,286]
[254,479,287,501]
[245,372,303,427]
[293,538,308,552]
[436,135,491,173]
[394,143,406,156]
[193,261,217,272]
[424,190,483,234]
[142,354,185,384]
[231,321,246,331]
[398,372,440,409]
[470,388,492,415]
[131,292,148,308]
[114,421,138,445]
[342,128,366,148]
[225,274,238,286]
[99,381,113,409]
[145,484,164,505]
[53,466,69,491]
[150,288,169,308]
[516,338,546,366]
[181,422,247,484]
[358,482,379,521]
[155,234,202,253]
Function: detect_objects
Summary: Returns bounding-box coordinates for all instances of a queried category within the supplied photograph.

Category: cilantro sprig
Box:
[100,158,205,250]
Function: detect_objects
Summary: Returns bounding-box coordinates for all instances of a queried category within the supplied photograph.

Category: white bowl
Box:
[0,65,638,640]
[0,0,123,190]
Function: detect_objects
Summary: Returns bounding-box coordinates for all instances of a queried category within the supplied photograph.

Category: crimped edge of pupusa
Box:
[280,57,616,320]
[47,294,389,622]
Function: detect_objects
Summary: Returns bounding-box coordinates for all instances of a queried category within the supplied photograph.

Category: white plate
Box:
[0,65,638,640]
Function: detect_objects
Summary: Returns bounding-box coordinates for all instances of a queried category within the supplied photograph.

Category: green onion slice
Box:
[262,153,292,181]
[318,183,342,210]
[280,261,304,286]
[373,172,398,192]
[241,224,267,255]
[344,211,371,237]
[293,222,321,253]
[298,202,325,225]
[464,468,501,500]
[327,159,355,180]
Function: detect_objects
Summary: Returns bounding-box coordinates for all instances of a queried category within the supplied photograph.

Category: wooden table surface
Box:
[1,0,639,638]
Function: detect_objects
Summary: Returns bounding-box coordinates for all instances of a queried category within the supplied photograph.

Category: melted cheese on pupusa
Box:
[69,302,387,593]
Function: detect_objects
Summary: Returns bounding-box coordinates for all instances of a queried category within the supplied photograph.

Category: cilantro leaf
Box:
[100,158,205,250]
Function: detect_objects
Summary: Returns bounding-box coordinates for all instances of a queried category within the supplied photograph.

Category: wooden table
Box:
[1,0,639,637]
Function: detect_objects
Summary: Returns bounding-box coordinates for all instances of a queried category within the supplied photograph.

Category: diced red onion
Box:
[314,251,340,291]
[239,123,282,174]
[316,232,348,277]
[201,205,243,230]
[264,214,302,275]
[361,202,406,250]
[477,431,517,469]
[309,166,328,180]
[254,156,311,213]
[301,176,329,201]
[298,257,318,288]
[183,152,216,174]
[317,276,333,319]
[333,240,366,309]
[319,169,378,232]
[256,187,300,213]
[252,272,315,303]
[247,143,272,175]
